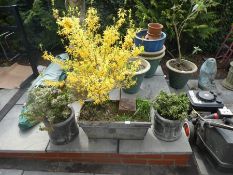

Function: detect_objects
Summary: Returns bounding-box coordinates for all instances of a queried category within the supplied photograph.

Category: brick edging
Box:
[0,152,191,167]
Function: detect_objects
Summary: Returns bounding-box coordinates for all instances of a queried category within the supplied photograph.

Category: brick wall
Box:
[0,152,191,167]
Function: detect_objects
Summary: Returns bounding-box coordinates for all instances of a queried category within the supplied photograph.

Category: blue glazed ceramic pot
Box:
[135,29,166,52]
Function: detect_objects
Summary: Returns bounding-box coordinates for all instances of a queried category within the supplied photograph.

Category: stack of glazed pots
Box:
[135,23,166,78]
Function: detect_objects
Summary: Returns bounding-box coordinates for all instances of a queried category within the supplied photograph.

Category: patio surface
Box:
[0,65,233,174]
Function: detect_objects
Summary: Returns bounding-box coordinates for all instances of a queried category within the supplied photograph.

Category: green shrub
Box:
[24,86,73,129]
[153,91,189,121]
[134,0,219,54]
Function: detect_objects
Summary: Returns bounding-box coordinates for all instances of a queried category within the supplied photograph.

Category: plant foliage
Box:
[153,91,190,120]
[24,86,73,128]
[43,7,143,104]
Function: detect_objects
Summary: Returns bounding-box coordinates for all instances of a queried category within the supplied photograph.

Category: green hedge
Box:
[1,0,232,54]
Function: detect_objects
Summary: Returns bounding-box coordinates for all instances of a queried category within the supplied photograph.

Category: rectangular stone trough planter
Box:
[78,121,151,140]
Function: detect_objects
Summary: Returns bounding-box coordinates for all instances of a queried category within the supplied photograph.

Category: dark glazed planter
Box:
[44,110,79,145]
[135,29,166,52]
[123,58,150,94]
[139,46,166,78]
[166,59,198,89]
[153,110,183,142]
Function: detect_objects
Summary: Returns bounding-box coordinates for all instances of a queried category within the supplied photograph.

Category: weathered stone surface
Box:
[119,98,136,112]
[0,169,23,175]
[121,76,170,100]
[0,89,18,111]
[46,127,117,153]
[109,89,120,101]
[23,172,92,175]
[198,58,217,90]
[16,91,28,105]
[119,128,192,154]
[154,66,164,76]
[0,105,49,152]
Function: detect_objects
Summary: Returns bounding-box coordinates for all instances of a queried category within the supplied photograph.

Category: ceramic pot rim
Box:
[148,23,163,29]
[166,59,198,74]
[140,45,166,57]
[136,29,166,42]
[134,57,151,75]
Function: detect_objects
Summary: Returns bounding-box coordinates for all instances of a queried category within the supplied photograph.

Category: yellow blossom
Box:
[43,7,144,104]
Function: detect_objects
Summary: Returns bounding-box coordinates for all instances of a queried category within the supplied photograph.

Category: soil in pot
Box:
[166,59,197,89]
[79,99,150,122]
[169,59,193,71]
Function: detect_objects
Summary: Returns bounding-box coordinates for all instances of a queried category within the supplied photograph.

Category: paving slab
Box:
[0,169,23,175]
[0,105,49,152]
[154,66,164,76]
[121,75,170,100]
[0,89,18,111]
[46,128,117,153]
[127,165,150,175]
[23,172,92,175]
[16,91,28,105]
[119,128,192,154]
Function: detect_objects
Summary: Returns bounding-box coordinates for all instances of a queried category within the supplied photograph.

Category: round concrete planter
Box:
[222,61,233,91]
[123,58,150,94]
[153,110,183,142]
[135,29,166,52]
[43,110,79,145]
[166,59,198,89]
[139,46,166,78]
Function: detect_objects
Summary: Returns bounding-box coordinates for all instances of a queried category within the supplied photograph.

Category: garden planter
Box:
[78,101,152,139]
[135,29,166,52]
[153,110,183,142]
[79,121,151,139]
[166,59,198,89]
[123,58,150,94]
[139,45,166,78]
[222,61,233,90]
[146,23,163,40]
[43,110,79,145]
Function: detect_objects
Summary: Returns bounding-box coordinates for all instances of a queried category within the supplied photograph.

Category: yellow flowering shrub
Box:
[43,7,143,104]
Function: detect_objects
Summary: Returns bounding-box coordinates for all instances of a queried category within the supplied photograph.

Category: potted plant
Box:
[165,1,215,89]
[123,57,150,94]
[24,86,78,145]
[152,91,189,141]
[43,8,151,139]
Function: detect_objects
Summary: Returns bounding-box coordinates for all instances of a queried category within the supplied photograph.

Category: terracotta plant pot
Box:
[146,23,163,40]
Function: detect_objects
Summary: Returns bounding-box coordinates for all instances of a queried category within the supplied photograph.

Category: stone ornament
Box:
[222,61,233,91]
[198,58,217,90]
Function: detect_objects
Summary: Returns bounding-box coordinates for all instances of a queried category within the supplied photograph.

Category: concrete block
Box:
[0,169,23,175]
[154,66,164,76]
[119,128,192,154]
[23,172,92,175]
[121,76,170,100]
[0,89,18,111]
[0,105,49,152]
[16,91,28,105]
[46,127,117,153]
